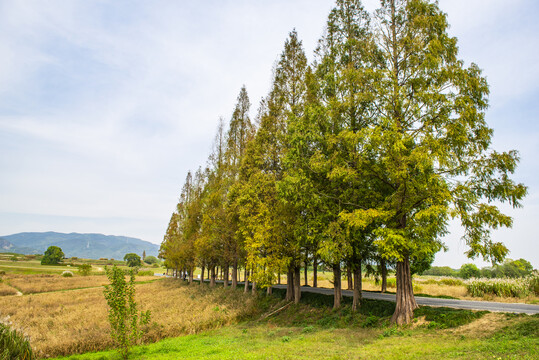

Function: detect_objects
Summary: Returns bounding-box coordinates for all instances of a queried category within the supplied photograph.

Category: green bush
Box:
[386,278,396,288]
[137,270,154,276]
[61,271,73,277]
[0,323,34,360]
[459,263,480,279]
[0,270,5,276]
[78,264,92,276]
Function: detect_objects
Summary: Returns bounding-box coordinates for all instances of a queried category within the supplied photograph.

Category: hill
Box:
[0,232,159,259]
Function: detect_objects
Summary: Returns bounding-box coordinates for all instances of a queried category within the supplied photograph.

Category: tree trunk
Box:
[232,259,238,289]
[352,260,362,311]
[244,269,249,293]
[278,271,281,285]
[286,267,294,301]
[188,267,194,284]
[267,285,272,295]
[304,261,308,286]
[391,256,418,325]
[347,265,353,290]
[381,259,387,293]
[251,281,257,295]
[333,264,342,309]
[223,263,229,288]
[294,265,301,304]
[210,266,216,287]
[201,266,205,285]
[313,256,318,288]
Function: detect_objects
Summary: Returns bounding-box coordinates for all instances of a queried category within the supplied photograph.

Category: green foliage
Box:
[78,264,92,276]
[0,323,34,360]
[103,266,151,359]
[422,266,458,277]
[459,263,481,279]
[41,246,64,265]
[143,256,159,265]
[136,270,154,276]
[123,253,142,268]
[61,271,73,277]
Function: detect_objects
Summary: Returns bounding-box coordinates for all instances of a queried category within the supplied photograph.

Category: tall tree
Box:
[237,30,309,302]
[343,0,527,324]
[224,87,254,289]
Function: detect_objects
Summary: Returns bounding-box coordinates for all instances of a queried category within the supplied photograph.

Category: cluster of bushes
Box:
[466,273,539,298]
[423,258,535,280]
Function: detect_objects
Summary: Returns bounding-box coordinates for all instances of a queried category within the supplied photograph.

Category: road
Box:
[272,284,539,315]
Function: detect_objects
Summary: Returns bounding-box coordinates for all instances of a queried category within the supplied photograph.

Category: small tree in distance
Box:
[41,246,64,265]
[103,266,150,360]
[124,253,142,267]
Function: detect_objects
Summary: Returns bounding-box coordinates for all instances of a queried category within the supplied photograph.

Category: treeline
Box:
[159,0,526,324]
[425,258,535,279]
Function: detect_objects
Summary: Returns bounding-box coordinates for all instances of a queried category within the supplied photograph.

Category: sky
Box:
[0,0,538,269]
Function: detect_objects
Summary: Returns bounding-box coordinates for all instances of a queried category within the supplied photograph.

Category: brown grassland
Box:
[0,276,258,358]
[1,273,156,294]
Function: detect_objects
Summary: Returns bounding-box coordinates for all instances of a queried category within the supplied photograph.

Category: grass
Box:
[46,293,538,360]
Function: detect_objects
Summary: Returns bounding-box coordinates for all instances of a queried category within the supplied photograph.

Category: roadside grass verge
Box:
[48,299,537,360]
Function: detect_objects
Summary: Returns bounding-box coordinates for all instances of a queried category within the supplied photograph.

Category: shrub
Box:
[0,270,5,275]
[61,271,73,277]
[137,270,154,276]
[0,322,34,360]
[386,278,396,288]
[78,264,92,276]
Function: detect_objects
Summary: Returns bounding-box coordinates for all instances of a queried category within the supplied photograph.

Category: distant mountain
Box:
[0,232,159,260]
[0,237,39,254]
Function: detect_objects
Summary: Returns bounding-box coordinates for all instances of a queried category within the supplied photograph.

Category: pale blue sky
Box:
[1,0,538,268]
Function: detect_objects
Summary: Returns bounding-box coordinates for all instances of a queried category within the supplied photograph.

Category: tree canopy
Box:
[41,246,65,265]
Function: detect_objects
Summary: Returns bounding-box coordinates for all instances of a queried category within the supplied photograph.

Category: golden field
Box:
[0,276,258,359]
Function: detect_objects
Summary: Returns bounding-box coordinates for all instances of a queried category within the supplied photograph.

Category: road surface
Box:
[273,284,539,315]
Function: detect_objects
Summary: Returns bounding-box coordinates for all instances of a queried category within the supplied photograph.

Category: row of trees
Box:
[159,0,526,324]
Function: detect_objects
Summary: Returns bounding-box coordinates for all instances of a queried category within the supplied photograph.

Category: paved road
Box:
[273,284,539,315]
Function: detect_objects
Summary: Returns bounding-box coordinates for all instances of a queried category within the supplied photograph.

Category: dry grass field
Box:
[1,273,156,295]
[0,277,259,358]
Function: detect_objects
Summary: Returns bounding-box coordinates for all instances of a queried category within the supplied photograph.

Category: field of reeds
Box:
[0,276,260,358]
[466,273,539,298]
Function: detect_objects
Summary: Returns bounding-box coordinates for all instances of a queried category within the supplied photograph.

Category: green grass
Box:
[50,315,538,360]
[47,290,538,360]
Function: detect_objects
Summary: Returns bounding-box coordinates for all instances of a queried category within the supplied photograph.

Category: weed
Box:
[0,322,34,360]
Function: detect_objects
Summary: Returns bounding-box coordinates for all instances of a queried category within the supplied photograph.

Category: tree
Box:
[103,266,150,360]
[144,256,159,265]
[459,263,480,279]
[124,253,142,267]
[41,246,64,265]
[344,0,527,324]
[238,30,308,302]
